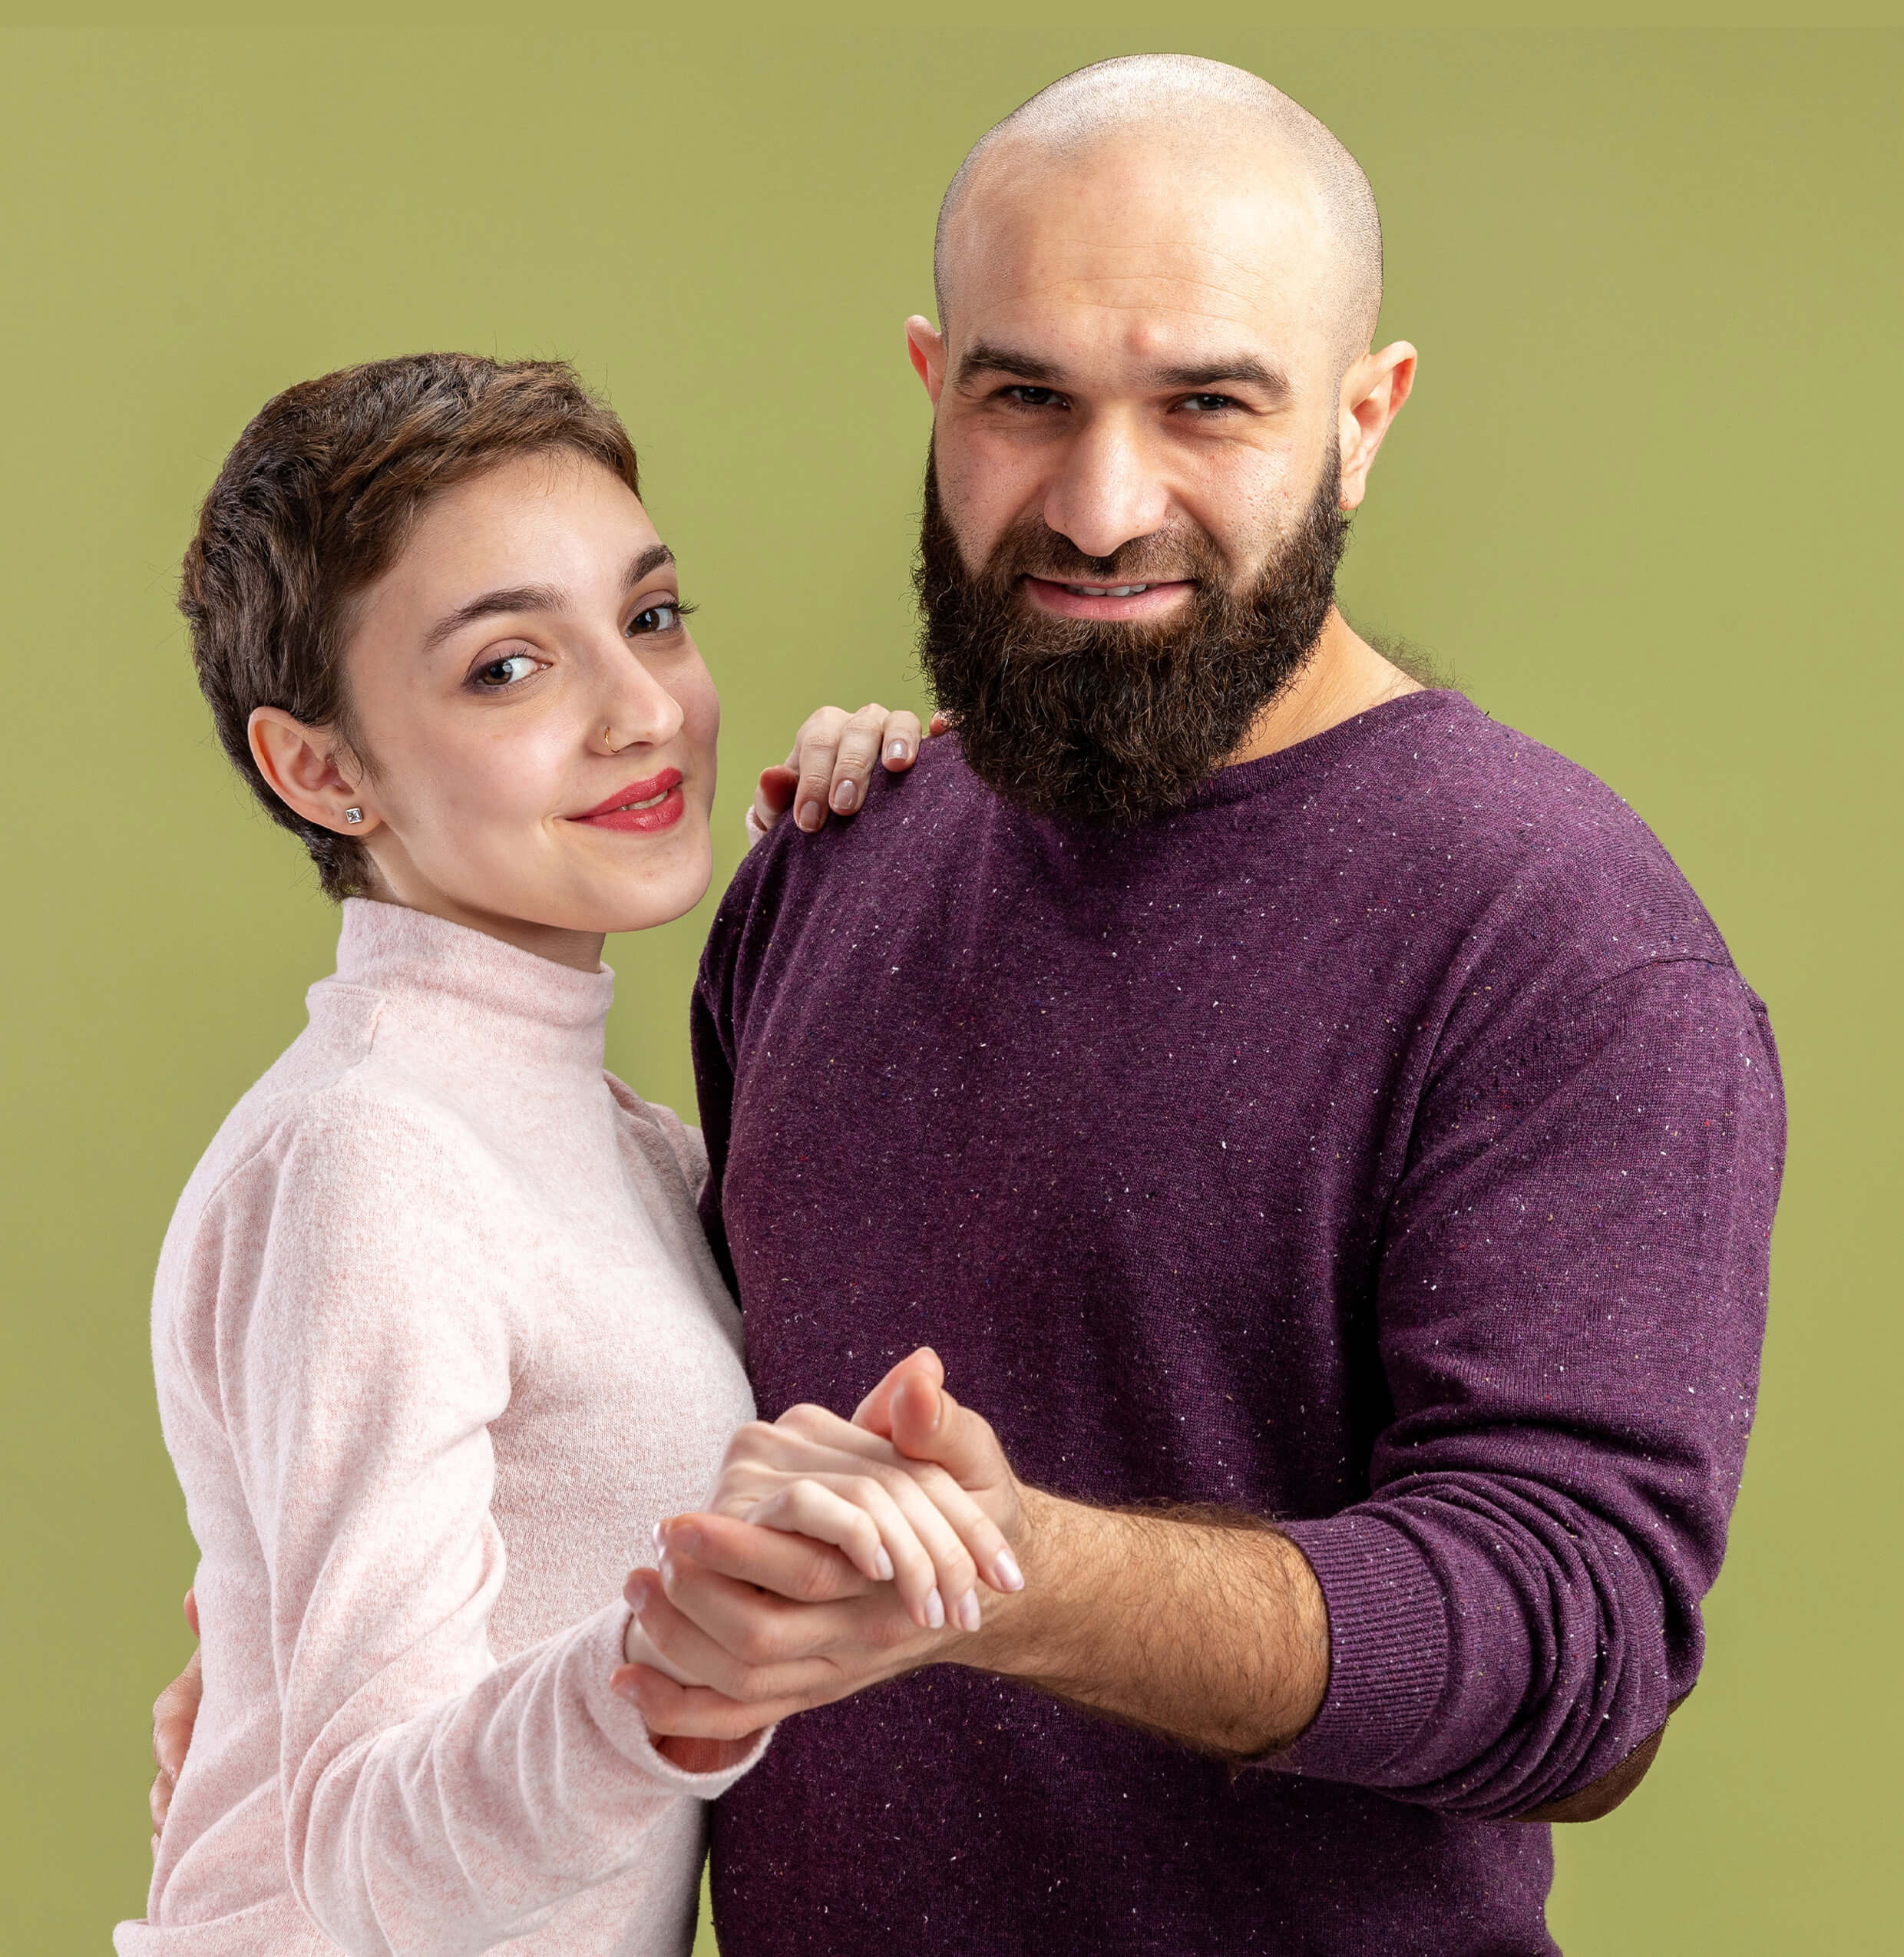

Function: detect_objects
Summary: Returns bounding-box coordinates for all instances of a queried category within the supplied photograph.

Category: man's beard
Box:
[914,447,1348,827]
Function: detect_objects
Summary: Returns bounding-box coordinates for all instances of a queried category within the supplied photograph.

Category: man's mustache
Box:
[988,527,1222,591]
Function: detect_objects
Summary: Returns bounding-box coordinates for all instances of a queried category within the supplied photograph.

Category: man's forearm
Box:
[970,1487,1330,1757]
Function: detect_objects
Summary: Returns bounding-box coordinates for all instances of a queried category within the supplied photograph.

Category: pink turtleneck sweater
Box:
[117,901,765,1957]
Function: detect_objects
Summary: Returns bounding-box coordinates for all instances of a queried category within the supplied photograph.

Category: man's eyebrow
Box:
[953,342,1292,403]
[954,342,1069,388]
[420,544,675,653]
[1146,357,1292,402]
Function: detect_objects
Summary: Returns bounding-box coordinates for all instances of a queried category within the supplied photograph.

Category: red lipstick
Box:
[573,768,686,835]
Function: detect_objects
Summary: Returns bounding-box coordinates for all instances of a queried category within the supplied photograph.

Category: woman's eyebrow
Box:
[420,546,676,653]
[624,543,675,587]
[421,582,567,652]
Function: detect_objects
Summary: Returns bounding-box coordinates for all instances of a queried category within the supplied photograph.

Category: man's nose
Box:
[1041,415,1172,563]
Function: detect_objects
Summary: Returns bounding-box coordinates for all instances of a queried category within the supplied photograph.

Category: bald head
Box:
[934,54,1383,366]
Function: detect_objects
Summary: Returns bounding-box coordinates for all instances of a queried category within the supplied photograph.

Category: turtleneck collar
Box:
[322,898,615,1078]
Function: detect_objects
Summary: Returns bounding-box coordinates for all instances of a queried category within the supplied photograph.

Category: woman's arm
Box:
[200,1102,764,1956]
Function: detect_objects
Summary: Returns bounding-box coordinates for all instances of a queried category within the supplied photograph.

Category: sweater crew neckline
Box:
[326,898,616,1074]
[1178,687,1473,815]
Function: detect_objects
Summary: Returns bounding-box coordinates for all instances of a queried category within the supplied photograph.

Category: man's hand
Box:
[150,1588,202,1855]
[616,1353,1332,1760]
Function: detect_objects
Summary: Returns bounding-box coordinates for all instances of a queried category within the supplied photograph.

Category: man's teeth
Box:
[1066,583,1151,597]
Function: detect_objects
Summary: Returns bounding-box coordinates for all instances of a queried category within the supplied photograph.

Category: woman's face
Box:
[330,451,719,957]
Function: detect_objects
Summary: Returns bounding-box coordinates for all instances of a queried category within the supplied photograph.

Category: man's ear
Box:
[906,315,947,407]
[1337,340,1417,512]
[248,706,379,837]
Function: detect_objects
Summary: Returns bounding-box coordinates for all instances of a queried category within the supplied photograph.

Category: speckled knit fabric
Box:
[121,901,764,1957]
[695,690,1783,1956]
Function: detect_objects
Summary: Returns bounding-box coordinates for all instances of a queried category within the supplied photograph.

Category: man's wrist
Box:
[948,1488,1331,1757]
[963,1483,1092,1681]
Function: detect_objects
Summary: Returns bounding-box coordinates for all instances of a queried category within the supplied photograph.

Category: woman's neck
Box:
[352,883,607,974]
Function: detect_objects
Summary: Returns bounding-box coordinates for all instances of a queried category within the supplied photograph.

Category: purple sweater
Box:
[694,691,1783,1955]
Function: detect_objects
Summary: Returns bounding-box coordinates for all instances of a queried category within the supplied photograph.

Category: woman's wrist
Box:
[652,1731,755,1775]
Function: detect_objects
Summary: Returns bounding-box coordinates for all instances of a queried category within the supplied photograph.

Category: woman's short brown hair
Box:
[180,352,641,898]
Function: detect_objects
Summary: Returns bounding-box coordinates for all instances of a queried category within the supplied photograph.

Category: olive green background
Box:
[2,12,1896,1954]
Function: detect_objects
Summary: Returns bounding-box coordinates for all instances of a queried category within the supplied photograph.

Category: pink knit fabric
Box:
[118,900,766,1956]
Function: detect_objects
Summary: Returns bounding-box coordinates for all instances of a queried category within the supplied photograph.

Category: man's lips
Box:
[1022,576,1195,623]
[572,768,686,834]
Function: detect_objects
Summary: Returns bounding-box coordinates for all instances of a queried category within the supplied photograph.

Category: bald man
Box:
[615,55,1783,1955]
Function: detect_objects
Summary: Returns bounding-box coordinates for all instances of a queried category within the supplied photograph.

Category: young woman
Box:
[117,353,1014,1957]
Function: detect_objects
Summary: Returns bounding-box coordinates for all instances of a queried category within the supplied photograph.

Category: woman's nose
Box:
[593,643,686,756]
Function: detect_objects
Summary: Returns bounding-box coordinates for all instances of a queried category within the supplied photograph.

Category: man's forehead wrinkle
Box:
[969,216,1327,309]
[997,273,1281,322]
[960,259,1328,375]
[974,293,1284,355]
[1005,234,1297,293]
[954,178,1340,339]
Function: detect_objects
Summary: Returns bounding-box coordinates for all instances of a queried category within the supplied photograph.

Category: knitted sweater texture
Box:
[119,901,762,1957]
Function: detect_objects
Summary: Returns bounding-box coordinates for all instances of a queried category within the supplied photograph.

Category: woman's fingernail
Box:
[994,1548,1024,1592]
[652,1522,666,1553]
[924,1587,945,1630]
[873,1546,894,1582]
[831,779,858,813]
[957,1590,981,1633]
[796,801,821,831]
[886,739,910,764]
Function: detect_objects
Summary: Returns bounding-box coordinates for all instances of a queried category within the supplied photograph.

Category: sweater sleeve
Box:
[1272,955,1783,1817]
[692,843,765,1301]
[203,1097,762,1956]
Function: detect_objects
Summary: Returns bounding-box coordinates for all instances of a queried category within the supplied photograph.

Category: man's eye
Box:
[1179,393,1239,415]
[473,653,540,689]
[1003,385,1065,408]
[629,603,681,636]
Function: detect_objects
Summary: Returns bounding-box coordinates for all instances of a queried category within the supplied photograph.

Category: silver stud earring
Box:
[343,807,365,826]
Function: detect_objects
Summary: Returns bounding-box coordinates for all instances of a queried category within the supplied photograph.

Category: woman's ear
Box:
[247,707,380,836]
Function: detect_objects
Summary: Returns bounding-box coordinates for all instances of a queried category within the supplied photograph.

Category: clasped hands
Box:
[615,1347,1031,1765]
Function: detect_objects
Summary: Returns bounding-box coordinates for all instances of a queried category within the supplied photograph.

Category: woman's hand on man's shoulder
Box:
[749,702,949,841]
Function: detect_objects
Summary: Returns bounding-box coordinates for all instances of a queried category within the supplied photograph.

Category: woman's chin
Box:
[594,872,716,939]
[566,830,714,937]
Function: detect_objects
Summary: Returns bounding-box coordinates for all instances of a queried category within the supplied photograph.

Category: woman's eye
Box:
[628,603,680,636]
[473,653,540,689]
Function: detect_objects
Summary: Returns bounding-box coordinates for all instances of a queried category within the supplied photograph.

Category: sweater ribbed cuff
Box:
[579,1603,773,1799]
[1268,1510,1449,1783]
